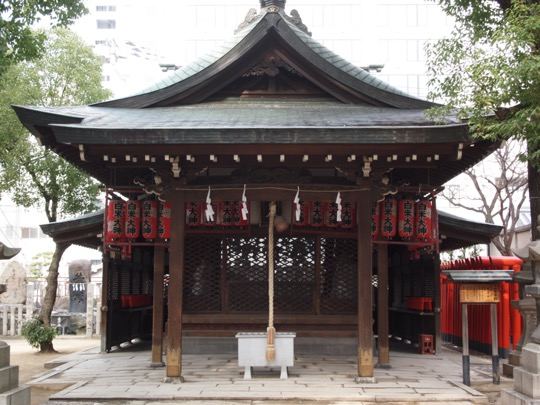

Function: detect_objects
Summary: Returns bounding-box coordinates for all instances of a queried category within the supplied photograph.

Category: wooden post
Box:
[356,192,374,380]
[151,246,165,367]
[462,303,470,386]
[95,284,101,336]
[166,191,185,380]
[491,303,500,384]
[100,254,110,352]
[86,283,94,337]
[377,244,390,368]
[433,253,441,354]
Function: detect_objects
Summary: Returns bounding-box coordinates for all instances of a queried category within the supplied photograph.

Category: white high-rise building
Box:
[74,0,454,98]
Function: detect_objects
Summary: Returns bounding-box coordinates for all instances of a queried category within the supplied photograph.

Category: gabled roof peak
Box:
[260,0,286,10]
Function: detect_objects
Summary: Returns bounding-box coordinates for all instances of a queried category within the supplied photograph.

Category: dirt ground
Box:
[2,336,99,405]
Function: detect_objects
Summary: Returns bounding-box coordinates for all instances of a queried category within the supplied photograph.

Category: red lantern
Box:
[416,200,433,241]
[340,202,356,229]
[220,201,235,226]
[325,202,339,228]
[106,200,125,242]
[371,203,380,238]
[159,201,171,239]
[142,200,158,239]
[125,200,141,239]
[185,202,201,227]
[310,201,324,227]
[398,198,415,240]
[380,197,397,239]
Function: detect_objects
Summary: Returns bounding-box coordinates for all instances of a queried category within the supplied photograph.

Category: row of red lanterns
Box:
[106,197,435,242]
[372,197,435,241]
[106,200,171,242]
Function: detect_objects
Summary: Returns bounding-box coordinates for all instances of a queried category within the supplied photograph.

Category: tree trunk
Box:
[38,242,67,331]
[39,341,55,353]
[528,161,540,241]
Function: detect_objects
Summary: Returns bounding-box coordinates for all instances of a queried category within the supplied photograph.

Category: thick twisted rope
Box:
[266,201,276,361]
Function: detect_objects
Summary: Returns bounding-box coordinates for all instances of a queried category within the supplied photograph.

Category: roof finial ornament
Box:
[260,0,286,12]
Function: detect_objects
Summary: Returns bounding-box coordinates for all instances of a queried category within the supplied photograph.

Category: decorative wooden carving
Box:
[235,8,259,33]
[243,55,300,77]
[285,10,311,36]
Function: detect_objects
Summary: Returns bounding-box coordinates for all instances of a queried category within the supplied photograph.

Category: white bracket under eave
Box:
[457,143,464,160]
[363,161,372,177]
[79,145,86,162]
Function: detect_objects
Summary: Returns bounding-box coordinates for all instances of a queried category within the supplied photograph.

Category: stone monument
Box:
[68,260,91,313]
[0,262,26,305]
[502,240,540,404]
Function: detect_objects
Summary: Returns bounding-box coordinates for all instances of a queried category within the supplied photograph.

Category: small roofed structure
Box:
[0,242,20,261]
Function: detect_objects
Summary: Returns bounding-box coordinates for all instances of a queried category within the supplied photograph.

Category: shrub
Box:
[21,319,57,350]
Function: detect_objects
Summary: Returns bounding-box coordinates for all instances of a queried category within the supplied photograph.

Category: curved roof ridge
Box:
[282,18,425,102]
[128,13,265,98]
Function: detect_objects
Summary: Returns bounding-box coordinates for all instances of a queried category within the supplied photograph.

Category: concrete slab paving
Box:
[27,347,506,404]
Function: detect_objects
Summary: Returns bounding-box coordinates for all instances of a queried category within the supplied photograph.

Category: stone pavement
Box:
[27,346,503,404]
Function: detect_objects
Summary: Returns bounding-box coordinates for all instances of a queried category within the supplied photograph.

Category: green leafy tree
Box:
[427,1,540,239]
[30,251,54,279]
[0,0,86,76]
[0,29,110,351]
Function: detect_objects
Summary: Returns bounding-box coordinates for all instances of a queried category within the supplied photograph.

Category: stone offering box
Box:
[236,332,296,379]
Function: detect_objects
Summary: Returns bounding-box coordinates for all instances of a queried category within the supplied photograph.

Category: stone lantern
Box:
[502,241,540,403]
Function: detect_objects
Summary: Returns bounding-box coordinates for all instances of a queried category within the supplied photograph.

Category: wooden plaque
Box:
[459,284,500,303]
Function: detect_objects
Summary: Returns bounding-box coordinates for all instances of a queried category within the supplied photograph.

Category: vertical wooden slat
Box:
[314,236,321,315]
[491,303,500,384]
[357,192,374,379]
[221,240,228,313]
[100,254,110,352]
[86,283,94,337]
[166,191,185,379]
[10,306,15,336]
[17,304,23,335]
[151,246,165,367]
[433,252,441,353]
[377,244,390,367]
[462,303,470,386]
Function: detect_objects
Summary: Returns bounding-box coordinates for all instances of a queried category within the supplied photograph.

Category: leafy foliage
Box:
[427,1,540,159]
[0,0,86,76]
[21,318,57,349]
[0,28,111,222]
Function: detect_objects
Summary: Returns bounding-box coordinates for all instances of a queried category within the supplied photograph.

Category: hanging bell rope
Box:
[266,201,277,362]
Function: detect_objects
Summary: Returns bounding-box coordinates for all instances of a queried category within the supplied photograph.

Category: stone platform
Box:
[24,345,502,404]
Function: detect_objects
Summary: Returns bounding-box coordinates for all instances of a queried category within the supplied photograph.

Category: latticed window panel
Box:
[226,237,268,312]
[320,238,357,314]
[275,237,316,313]
[183,236,222,312]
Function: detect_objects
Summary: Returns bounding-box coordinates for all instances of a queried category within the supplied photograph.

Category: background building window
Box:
[97,19,116,29]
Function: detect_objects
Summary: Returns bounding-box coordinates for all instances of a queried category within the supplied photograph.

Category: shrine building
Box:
[14,0,497,380]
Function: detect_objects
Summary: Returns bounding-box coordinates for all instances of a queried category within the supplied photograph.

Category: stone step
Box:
[0,344,9,369]
[0,385,30,405]
[0,366,19,394]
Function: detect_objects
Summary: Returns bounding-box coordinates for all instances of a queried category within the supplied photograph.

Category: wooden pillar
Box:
[377,244,390,367]
[151,246,165,367]
[100,254,110,353]
[357,192,374,380]
[166,191,185,380]
[433,253,442,353]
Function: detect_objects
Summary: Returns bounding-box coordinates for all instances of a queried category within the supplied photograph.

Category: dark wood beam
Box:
[377,244,390,368]
[166,191,185,380]
[356,189,374,380]
[151,246,165,367]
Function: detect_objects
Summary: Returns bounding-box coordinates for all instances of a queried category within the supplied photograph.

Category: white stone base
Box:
[0,385,30,405]
[502,388,540,405]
